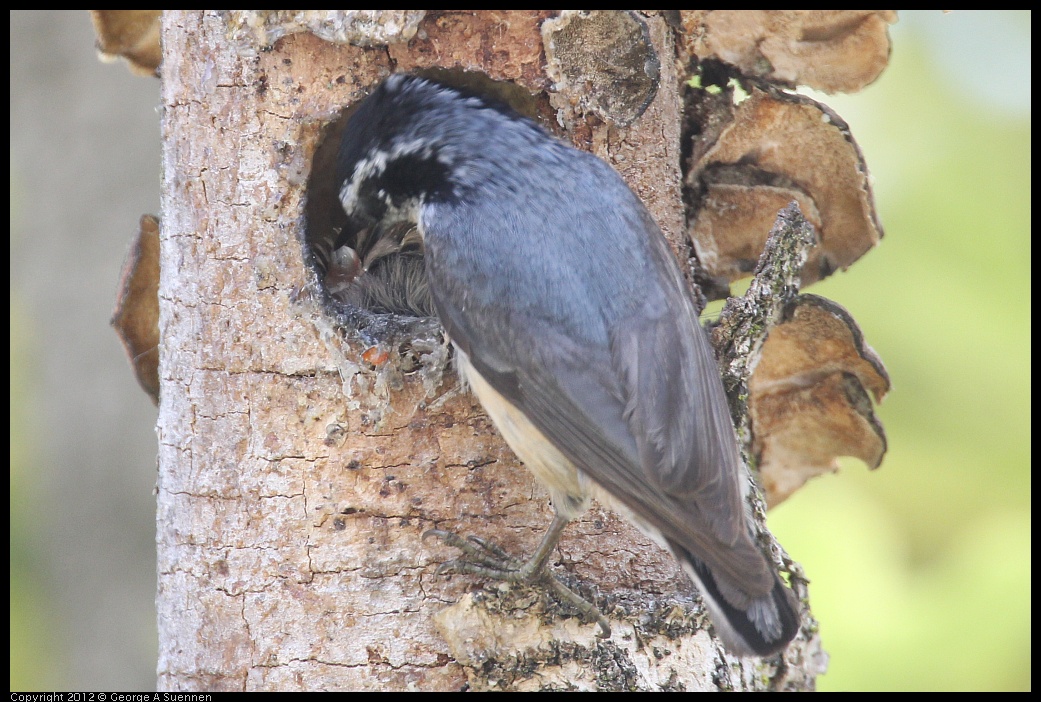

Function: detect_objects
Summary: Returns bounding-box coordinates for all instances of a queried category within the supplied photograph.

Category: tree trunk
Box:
[156,10,821,691]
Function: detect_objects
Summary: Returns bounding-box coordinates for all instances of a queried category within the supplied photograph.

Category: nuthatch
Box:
[335,74,799,656]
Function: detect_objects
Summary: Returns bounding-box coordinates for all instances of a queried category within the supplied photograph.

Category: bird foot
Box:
[423,528,612,638]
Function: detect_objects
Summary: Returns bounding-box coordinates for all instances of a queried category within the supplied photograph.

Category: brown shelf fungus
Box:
[686,86,884,295]
[90,10,163,76]
[748,294,890,507]
[111,214,161,405]
[678,11,896,94]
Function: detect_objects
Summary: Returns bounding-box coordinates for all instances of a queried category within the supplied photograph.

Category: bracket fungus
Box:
[111,214,161,404]
[685,86,883,295]
[675,11,894,506]
[749,295,890,507]
[90,10,163,76]
[678,11,896,94]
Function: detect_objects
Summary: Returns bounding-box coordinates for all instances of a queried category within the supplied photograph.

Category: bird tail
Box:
[670,541,801,657]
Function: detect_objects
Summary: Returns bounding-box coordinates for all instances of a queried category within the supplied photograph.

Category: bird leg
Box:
[424,513,612,637]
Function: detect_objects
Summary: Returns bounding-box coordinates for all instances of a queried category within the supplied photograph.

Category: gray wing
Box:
[425,210,775,601]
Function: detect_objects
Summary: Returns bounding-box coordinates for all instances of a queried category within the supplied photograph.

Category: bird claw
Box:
[423,528,528,579]
[423,527,612,638]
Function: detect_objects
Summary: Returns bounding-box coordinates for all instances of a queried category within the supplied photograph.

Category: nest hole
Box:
[302,68,543,349]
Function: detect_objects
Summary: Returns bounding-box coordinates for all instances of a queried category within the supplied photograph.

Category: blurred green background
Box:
[10,10,1030,692]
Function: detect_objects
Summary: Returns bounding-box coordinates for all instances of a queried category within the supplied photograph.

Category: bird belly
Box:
[455,347,590,520]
